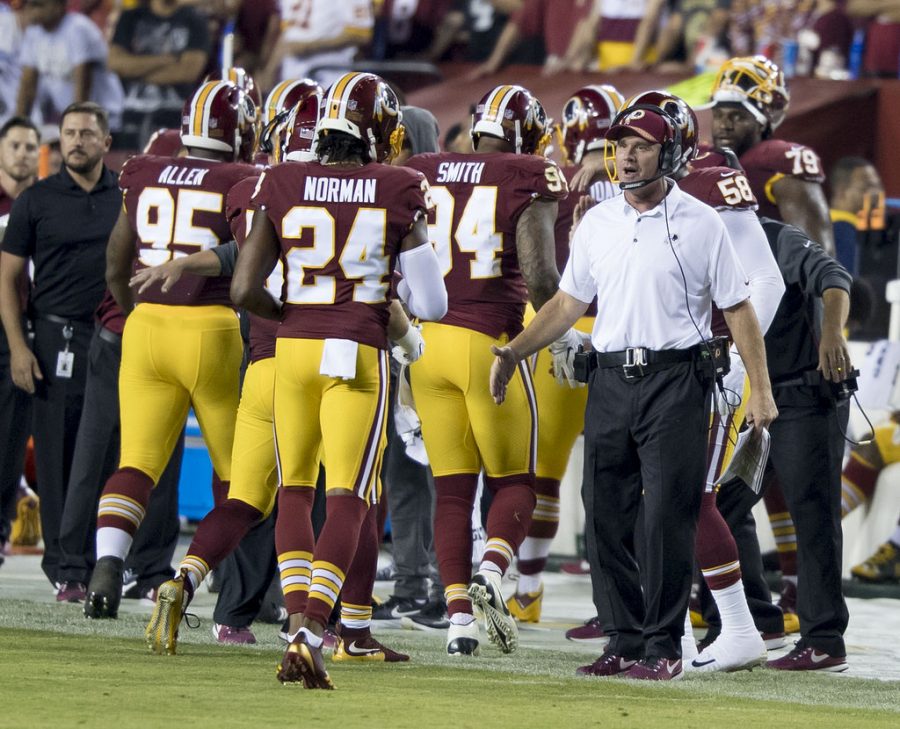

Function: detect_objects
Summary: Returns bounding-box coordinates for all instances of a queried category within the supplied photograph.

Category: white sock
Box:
[96,527,133,561]
[682,608,698,661]
[889,525,900,547]
[450,612,476,626]
[299,627,323,648]
[516,573,542,595]
[518,536,553,562]
[711,579,757,636]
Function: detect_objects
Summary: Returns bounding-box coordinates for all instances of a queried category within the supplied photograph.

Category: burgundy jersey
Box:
[226,175,280,363]
[738,139,825,221]
[406,152,568,339]
[121,155,256,306]
[0,190,30,311]
[252,161,427,350]
[680,166,758,340]
[95,289,126,335]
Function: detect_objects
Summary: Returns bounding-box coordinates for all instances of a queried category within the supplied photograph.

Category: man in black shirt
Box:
[0,102,121,589]
[709,217,853,672]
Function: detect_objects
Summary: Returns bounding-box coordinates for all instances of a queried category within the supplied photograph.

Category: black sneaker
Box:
[84,556,124,619]
[372,595,427,625]
[402,597,450,632]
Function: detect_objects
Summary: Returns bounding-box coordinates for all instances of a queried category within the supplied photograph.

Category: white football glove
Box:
[391,324,425,365]
[548,329,587,388]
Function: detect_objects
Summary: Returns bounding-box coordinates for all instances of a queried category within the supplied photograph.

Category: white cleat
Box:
[446,619,480,656]
[687,633,767,673]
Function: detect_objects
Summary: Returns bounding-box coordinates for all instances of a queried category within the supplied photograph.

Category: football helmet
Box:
[318,72,404,162]
[710,55,790,130]
[471,85,550,155]
[206,67,262,109]
[259,79,323,162]
[181,80,258,162]
[622,90,698,167]
[557,84,624,165]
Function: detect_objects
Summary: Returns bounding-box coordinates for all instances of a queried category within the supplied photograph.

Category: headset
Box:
[609,104,684,191]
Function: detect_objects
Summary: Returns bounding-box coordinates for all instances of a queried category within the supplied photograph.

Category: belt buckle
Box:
[623,347,647,379]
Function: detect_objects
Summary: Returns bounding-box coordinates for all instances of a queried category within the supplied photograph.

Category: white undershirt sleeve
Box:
[719,208,785,334]
[397,243,448,322]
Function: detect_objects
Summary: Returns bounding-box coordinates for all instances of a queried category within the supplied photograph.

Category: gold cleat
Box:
[145,569,187,655]
[277,634,335,689]
[506,585,543,623]
[333,632,409,662]
[851,541,900,583]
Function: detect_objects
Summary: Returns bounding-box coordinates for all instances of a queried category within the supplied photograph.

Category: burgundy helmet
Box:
[621,89,699,167]
[206,67,262,109]
[181,80,258,162]
[318,72,404,162]
[142,128,183,157]
[471,84,550,155]
[558,84,624,165]
[259,79,323,162]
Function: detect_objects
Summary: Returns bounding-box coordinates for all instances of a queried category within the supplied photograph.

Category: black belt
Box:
[593,346,695,379]
[97,326,122,345]
[37,313,94,328]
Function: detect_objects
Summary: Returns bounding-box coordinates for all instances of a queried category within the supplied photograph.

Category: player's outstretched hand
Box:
[130,259,185,294]
[490,345,519,404]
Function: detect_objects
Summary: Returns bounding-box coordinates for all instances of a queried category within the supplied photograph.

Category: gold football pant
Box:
[228,357,278,515]
[527,313,593,481]
[273,338,389,503]
[411,322,536,481]
[118,303,241,483]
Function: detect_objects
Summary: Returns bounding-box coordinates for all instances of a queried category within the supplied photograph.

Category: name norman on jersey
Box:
[251,160,428,351]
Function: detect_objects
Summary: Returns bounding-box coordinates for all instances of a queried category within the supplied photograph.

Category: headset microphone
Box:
[618,169,668,191]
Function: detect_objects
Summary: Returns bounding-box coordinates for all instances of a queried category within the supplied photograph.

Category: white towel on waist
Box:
[319,338,358,380]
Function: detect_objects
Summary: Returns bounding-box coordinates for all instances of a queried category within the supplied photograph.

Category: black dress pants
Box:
[706,393,849,656]
[582,361,711,660]
[0,329,32,546]
[31,318,92,585]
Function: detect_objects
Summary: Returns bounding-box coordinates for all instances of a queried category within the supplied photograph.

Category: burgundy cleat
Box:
[277,633,335,689]
[766,643,848,672]
[566,615,606,642]
[576,650,637,677]
[212,623,257,645]
[625,656,684,681]
[56,581,87,603]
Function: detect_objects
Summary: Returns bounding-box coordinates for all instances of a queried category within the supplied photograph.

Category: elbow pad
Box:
[398,243,447,321]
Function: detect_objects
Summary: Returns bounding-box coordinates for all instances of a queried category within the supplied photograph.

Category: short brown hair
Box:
[60,102,110,135]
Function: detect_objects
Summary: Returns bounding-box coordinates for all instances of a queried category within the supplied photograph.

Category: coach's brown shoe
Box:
[277,633,335,689]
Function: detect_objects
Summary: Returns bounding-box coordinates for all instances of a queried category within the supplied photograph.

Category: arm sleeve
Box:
[707,214,750,310]
[558,217,596,304]
[397,243,448,321]
[718,207,784,334]
[1,193,36,258]
[211,240,239,276]
[767,220,852,296]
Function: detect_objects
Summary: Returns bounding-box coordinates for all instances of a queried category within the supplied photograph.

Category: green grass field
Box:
[1,600,898,729]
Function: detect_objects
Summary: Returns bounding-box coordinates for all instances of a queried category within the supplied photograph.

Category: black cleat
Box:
[84,556,124,619]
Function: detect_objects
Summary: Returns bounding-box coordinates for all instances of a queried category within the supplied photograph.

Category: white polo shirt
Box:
[560,181,749,352]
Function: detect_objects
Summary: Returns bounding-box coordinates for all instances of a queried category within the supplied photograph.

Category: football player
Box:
[404,84,568,656]
[83,80,259,620]
[506,84,623,624]
[710,55,826,623]
[232,71,446,688]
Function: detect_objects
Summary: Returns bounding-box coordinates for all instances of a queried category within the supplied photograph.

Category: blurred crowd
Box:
[1,0,899,151]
